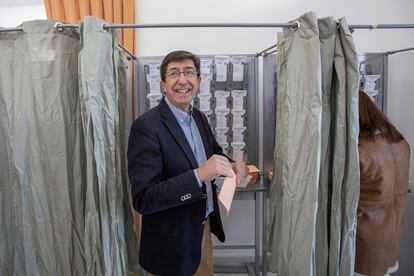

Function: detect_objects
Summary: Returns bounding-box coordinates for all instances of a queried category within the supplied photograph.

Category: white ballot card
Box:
[216,115,228,128]
[231,56,246,82]
[215,127,229,144]
[215,90,230,109]
[147,62,160,76]
[232,127,246,143]
[232,110,246,128]
[362,75,381,101]
[147,93,163,109]
[200,74,212,95]
[218,170,236,215]
[231,142,246,161]
[232,90,247,111]
[362,75,381,92]
[148,75,161,95]
[199,94,212,112]
[215,56,230,81]
[200,58,213,75]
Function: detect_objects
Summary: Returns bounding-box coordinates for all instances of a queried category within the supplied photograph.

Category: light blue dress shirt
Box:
[165,97,213,217]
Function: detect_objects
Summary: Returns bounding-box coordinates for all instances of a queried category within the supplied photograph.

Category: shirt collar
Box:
[164,96,193,124]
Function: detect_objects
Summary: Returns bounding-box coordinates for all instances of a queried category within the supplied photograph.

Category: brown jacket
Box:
[355,136,410,276]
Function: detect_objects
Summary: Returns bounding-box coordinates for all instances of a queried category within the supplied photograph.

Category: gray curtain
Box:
[0,17,140,276]
[268,12,360,276]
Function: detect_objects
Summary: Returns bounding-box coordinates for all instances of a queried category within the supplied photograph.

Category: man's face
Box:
[161,59,200,112]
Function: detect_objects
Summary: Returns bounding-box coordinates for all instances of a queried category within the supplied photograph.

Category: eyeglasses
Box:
[165,69,198,80]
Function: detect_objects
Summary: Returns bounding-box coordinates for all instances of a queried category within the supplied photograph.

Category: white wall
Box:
[136,0,414,274]
[0,5,46,27]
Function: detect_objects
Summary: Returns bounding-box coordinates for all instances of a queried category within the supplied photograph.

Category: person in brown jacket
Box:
[355,90,411,276]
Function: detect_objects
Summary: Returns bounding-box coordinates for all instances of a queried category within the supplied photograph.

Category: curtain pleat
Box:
[268,11,360,276]
[0,18,140,276]
[0,20,85,276]
[79,16,140,275]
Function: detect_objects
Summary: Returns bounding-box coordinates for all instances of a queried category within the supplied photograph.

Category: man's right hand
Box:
[196,154,234,182]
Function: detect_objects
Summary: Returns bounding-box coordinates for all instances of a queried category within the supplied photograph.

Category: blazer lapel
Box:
[158,99,198,169]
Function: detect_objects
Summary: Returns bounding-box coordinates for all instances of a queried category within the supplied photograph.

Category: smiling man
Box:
[127,51,247,276]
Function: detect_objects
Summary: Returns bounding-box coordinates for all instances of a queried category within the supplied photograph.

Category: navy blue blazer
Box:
[127,98,226,276]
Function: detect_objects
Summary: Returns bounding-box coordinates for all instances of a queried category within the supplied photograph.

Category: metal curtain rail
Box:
[357,46,414,66]
[2,22,414,33]
[386,46,414,55]
[263,49,278,57]
[256,43,277,57]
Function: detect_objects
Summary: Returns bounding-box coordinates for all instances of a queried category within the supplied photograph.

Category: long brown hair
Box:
[359,90,403,143]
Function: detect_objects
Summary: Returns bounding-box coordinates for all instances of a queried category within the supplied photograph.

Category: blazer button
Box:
[181,193,191,201]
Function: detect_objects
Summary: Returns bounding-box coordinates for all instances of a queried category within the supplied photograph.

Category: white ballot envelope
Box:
[218,170,236,215]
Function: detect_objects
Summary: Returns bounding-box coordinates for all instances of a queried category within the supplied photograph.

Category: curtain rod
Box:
[2,23,414,33]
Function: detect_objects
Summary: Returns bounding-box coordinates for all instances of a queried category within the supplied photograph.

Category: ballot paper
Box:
[218,170,236,215]
[215,56,230,81]
[215,90,230,109]
[215,127,229,144]
[147,93,163,109]
[231,56,246,82]
[362,75,381,101]
[200,74,212,95]
[198,94,212,112]
[232,127,246,143]
[148,75,161,94]
[232,111,246,128]
[231,142,246,161]
[231,90,247,111]
[215,109,230,128]
[200,58,213,74]
[146,62,160,76]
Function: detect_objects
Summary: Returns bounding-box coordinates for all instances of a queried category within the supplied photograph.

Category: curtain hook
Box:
[369,24,378,31]
[54,22,64,32]
[292,20,300,30]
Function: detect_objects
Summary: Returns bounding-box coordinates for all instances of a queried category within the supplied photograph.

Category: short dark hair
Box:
[160,50,200,81]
